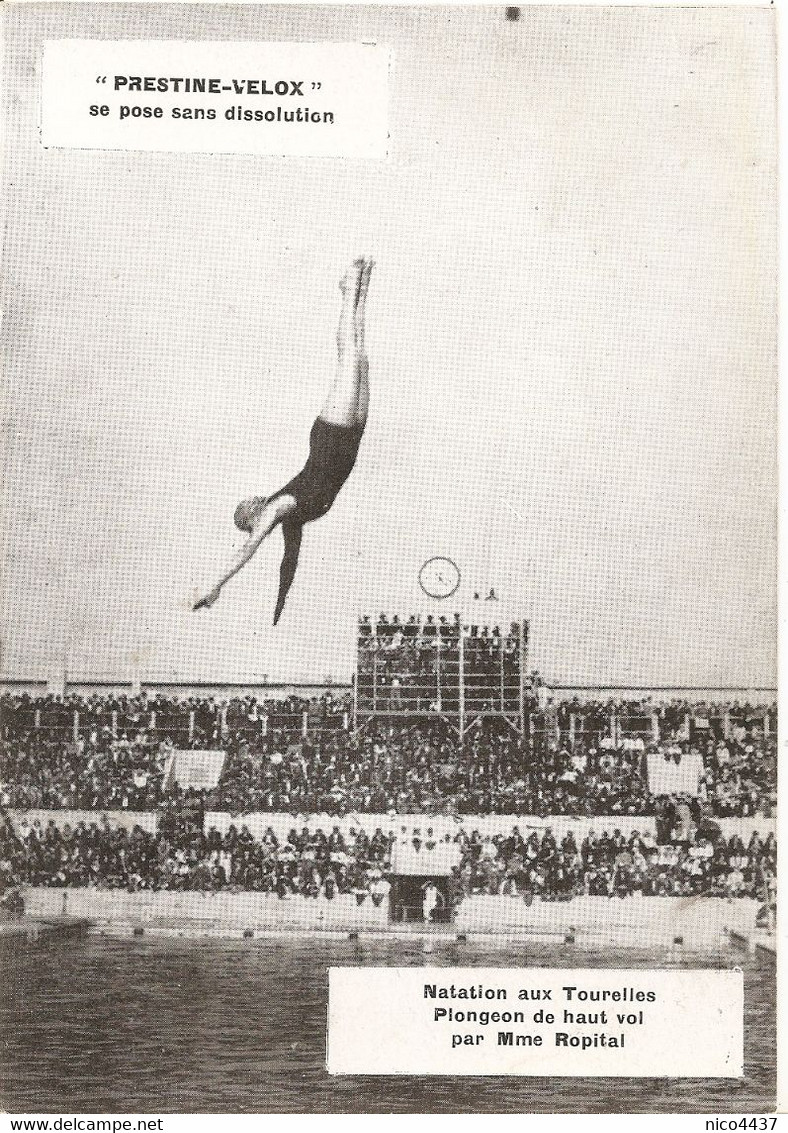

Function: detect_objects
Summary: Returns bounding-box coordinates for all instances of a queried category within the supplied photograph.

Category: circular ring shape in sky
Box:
[418,557,460,600]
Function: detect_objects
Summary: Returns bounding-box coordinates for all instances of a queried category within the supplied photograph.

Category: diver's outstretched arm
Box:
[273,521,303,625]
[193,494,296,609]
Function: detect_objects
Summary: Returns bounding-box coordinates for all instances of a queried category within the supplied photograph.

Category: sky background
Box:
[0,4,777,687]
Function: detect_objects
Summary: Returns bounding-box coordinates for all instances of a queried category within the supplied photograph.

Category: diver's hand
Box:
[193,586,221,611]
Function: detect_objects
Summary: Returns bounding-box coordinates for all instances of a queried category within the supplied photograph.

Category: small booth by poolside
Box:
[389,833,462,923]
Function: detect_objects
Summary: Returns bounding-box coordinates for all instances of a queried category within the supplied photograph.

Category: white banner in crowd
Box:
[645,752,704,797]
[164,750,226,791]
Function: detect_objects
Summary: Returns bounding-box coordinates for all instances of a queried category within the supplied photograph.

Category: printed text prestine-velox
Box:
[112,76,311,94]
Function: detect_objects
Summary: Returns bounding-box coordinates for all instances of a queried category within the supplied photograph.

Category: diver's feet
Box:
[337,259,364,355]
[339,258,366,300]
[354,260,374,353]
[357,259,374,310]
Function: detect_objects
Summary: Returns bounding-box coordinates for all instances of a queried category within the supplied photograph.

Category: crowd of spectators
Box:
[0,730,167,811]
[0,815,393,901]
[0,692,777,818]
[358,615,522,714]
[209,715,775,818]
[455,823,776,902]
[0,815,775,907]
[0,690,346,747]
[0,691,346,811]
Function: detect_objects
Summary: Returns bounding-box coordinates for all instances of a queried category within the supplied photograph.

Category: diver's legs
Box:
[319,258,372,428]
[354,355,370,428]
[354,261,372,427]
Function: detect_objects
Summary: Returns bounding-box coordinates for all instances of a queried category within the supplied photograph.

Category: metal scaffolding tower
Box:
[353,614,530,734]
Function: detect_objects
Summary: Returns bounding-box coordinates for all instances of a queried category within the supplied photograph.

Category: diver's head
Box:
[234,496,268,533]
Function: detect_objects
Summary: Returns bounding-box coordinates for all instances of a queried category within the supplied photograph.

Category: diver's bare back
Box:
[193,257,373,624]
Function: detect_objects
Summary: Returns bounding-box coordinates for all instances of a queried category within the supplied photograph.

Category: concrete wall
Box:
[203,811,677,844]
[454,895,761,946]
[543,686,775,703]
[21,887,762,944]
[204,811,777,843]
[24,887,389,931]
[0,680,350,699]
[7,809,775,842]
[0,680,47,696]
[2,679,774,702]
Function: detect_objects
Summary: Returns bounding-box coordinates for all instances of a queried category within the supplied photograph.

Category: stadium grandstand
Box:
[0,614,777,928]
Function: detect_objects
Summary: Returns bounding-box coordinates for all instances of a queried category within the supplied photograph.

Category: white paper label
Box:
[327,967,744,1077]
[41,40,390,158]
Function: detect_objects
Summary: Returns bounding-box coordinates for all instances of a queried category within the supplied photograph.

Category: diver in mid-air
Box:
[193,257,373,624]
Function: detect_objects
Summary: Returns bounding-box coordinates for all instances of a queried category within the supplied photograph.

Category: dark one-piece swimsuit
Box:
[266,416,365,624]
